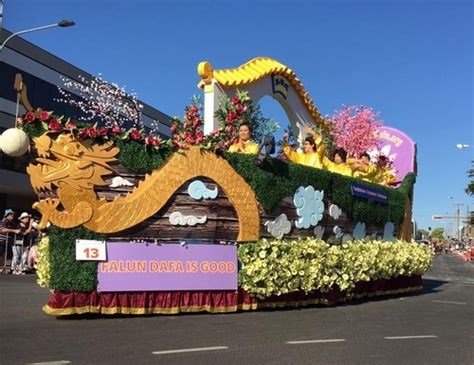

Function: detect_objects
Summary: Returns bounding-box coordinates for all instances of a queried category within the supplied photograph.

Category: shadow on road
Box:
[345,278,447,306]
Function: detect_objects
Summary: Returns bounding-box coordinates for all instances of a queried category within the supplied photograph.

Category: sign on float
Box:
[97,242,238,292]
[76,239,107,261]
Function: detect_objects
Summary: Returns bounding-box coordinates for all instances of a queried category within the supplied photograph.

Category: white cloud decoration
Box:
[293,186,325,229]
[329,204,342,220]
[383,222,395,241]
[264,213,292,239]
[333,226,343,238]
[313,226,325,239]
[188,180,218,200]
[352,222,366,240]
[169,212,207,226]
[109,176,134,188]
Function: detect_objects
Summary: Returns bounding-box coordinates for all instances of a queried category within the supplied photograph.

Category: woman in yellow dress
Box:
[322,148,353,177]
[228,122,260,154]
[282,127,324,169]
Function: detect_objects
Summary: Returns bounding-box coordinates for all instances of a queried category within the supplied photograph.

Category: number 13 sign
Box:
[76,240,107,261]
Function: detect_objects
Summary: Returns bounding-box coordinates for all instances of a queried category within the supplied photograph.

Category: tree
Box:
[418,229,429,239]
[431,227,445,240]
[330,105,383,157]
[56,75,145,130]
[466,161,474,196]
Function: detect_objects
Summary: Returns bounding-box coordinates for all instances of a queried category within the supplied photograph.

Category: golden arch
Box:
[84,146,260,241]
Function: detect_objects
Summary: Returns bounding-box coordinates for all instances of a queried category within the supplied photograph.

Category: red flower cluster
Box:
[205,91,253,153]
[18,108,163,151]
[171,103,204,149]
[145,135,161,147]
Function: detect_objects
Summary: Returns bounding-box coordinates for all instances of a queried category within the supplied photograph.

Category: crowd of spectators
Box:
[0,209,41,275]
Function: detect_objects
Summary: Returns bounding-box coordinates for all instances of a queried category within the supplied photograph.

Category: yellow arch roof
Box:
[197,57,328,129]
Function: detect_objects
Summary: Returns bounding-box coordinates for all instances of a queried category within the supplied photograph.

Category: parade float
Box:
[4,57,432,315]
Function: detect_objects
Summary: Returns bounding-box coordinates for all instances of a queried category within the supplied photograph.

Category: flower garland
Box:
[18,109,162,149]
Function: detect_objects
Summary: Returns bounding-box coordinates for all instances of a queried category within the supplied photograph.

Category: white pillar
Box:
[203,80,225,135]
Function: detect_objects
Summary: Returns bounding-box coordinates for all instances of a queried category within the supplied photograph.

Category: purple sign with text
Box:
[98,243,237,292]
[376,126,416,183]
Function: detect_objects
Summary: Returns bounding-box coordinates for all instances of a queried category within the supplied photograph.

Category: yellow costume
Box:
[353,164,377,182]
[282,144,324,169]
[322,156,353,177]
[228,140,260,154]
[374,167,397,186]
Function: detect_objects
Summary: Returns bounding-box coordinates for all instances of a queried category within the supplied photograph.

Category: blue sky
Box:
[5,0,473,233]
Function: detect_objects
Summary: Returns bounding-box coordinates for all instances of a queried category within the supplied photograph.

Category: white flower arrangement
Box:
[238,238,433,298]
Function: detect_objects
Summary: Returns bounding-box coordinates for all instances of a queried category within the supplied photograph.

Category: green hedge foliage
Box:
[49,226,104,292]
[116,148,415,226]
[115,139,171,174]
[225,153,415,226]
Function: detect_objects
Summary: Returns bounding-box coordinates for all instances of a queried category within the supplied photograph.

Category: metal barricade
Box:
[2,232,13,274]
[2,231,38,274]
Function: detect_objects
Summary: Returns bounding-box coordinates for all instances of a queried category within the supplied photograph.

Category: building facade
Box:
[0,29,171,215]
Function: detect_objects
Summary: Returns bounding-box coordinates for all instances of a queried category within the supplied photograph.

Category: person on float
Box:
[228,122,260,154]
[374,155,397,186]
[351,152,377,182]
[322,147,353,176]
[282,127,324,169]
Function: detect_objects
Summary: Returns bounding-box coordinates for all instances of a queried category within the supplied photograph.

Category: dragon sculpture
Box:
[27,133,260,241]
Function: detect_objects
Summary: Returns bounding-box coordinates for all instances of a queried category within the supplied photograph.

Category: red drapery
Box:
[43,275,422,316]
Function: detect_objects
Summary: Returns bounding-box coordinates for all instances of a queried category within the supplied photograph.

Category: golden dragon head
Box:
[27,134,119,192]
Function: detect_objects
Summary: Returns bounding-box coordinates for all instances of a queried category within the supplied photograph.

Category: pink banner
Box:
[98,243,238,292]
[376,126,416,183]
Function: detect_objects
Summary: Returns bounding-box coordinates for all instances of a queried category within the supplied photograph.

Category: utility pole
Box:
[453,203,463,241]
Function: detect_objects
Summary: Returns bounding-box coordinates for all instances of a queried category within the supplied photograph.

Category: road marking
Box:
[152,346,228,355]
[286,339,346,344]
[432,300,467,305]
[384,335,438,340]
[27,361,71,365]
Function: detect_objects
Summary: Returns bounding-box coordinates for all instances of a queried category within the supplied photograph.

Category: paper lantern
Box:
[0,128,30,157]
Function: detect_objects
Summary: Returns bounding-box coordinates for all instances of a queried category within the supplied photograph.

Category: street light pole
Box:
[0,19,75,52]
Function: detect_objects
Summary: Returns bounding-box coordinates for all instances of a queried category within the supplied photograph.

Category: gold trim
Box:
[14,73,34,112]
[43,304,238,316]
[197,57,328,129]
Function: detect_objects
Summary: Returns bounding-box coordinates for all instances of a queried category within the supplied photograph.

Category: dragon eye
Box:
[64,144,75,155]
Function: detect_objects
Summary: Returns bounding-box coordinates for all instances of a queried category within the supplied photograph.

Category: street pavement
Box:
[1,253,473,365]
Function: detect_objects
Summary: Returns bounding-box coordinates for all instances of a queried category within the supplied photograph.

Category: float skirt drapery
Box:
[43,275,423,316]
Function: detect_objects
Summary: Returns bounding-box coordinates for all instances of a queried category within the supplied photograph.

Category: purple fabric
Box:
[98,243,238,292]
[377,126,416,182]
